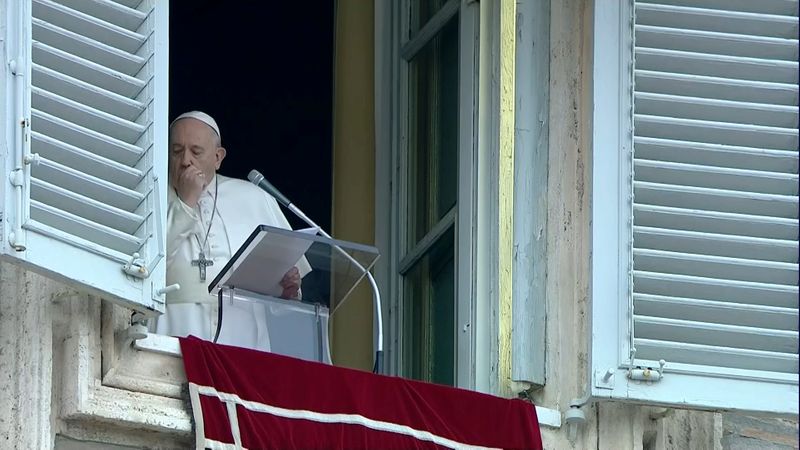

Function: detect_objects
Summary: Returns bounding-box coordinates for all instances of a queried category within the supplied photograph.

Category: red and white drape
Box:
[180,336,543,450]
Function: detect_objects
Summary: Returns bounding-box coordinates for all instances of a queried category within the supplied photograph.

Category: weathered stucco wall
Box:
[0,260,191,449]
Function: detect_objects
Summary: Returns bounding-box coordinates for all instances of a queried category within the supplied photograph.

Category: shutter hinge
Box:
[8,168,26,251]
[627,359,666,382]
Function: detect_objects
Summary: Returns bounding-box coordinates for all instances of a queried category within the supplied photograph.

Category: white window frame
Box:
[377,0,480,389]
[590,0,798,415]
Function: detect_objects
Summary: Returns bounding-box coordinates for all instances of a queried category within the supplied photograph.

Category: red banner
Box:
[180,336,543,449]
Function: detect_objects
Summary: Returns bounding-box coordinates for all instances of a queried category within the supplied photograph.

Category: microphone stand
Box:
[248,170,383,373]
[283,201,384,374]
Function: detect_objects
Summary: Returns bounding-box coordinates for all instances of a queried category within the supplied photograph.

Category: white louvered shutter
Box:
[632,0,798,380]
[0,0,169,314]
[591,0,797,414]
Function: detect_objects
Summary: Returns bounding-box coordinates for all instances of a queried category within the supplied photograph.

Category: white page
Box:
[222,227,318,297]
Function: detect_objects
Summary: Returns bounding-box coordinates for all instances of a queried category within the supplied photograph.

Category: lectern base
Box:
[216,288,331,364]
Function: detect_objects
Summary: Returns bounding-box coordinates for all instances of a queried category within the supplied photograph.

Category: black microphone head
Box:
[247,169,264,185]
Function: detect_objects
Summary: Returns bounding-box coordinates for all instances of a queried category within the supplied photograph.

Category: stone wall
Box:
[722,414,799,450]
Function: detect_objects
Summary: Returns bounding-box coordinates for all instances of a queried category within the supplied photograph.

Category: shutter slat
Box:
[634,137,799,173]
[56,0,148,33]
[634,204,798,241]
[634,270,797,309]
[634,338,798,374]
[30,178,144,234]
[32,42,144,97]
[32,18,145,76]
[638,0,800,17]
[635,48,798,84]
[634,226,798,262]
[634,159,798,195]
[634,92,798,128]
[29,201,142,256]
[113,0,143,10]
[635,71,798,106]
[32,63,144,120]
[636,24,798,61]
[32,157,144,213]
[634,315,798,353]
[635,114,798,151]
[32,110,143,166]
[634,181,798,218]
[635,3,799,39]
[31,131,143,189]
[634,248,798,285]
[32,88,146,144]
[634,293,798,331]
[32,0,145,53]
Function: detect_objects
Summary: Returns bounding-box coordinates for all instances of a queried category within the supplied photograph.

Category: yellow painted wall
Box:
[497,0,516,398]
[330,0,375,371]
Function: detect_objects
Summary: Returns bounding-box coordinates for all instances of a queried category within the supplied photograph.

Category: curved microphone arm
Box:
[286,203,383,374]
[248,170,384,373]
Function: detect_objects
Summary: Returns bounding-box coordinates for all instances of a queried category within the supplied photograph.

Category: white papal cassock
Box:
[151,174,310,349]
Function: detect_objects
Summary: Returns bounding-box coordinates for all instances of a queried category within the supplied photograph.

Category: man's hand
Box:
[175,164,207,207]
[280,266,301,300]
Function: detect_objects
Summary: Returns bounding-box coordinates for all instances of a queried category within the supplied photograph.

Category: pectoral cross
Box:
[192,251,214,281]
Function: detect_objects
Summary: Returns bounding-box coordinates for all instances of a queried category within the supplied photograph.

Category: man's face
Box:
[168,118,225,188]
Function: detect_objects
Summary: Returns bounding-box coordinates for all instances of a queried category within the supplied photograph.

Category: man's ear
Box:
[215,146,227,169]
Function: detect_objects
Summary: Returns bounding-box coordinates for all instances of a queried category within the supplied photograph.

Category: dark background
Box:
[169,1,334,231]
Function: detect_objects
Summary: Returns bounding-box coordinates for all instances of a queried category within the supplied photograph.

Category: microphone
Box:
[247,169,385,374]
[248,170,290,207]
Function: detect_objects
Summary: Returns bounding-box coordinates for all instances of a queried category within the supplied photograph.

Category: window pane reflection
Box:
[408,16,458,247]
[410,0,449,35]
[403,227,455,386]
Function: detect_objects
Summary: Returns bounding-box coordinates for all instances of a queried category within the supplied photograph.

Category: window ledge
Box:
[134,332,182,357]
[535,406,562,429]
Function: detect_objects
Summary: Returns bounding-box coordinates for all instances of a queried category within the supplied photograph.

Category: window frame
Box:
[381,0,480,389]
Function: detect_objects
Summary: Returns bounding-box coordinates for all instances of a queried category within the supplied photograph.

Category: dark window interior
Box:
[169,1,333,231]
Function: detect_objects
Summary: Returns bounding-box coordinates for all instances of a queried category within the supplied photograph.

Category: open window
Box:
[385,0,480,387]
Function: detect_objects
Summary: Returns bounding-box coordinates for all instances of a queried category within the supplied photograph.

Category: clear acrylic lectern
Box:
[207,225,379,364]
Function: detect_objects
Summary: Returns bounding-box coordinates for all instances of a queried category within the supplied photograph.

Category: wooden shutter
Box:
[1,0,168,314]
[631,0,798,381]
[591,0,797,414]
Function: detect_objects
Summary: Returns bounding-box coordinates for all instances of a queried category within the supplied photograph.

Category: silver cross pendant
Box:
[191,251,214,282]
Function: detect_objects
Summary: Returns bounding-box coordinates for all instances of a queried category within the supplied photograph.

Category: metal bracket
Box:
[126,312,149,341]
[594,367,616,389]
[627,359,666,383]
[23,153,40,166]
[122,252,148,278]
[156,283,180,296]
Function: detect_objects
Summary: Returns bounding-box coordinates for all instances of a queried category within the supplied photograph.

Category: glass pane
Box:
[408,16,459,246]
[403,227,455,386]
[410,0,449,35]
